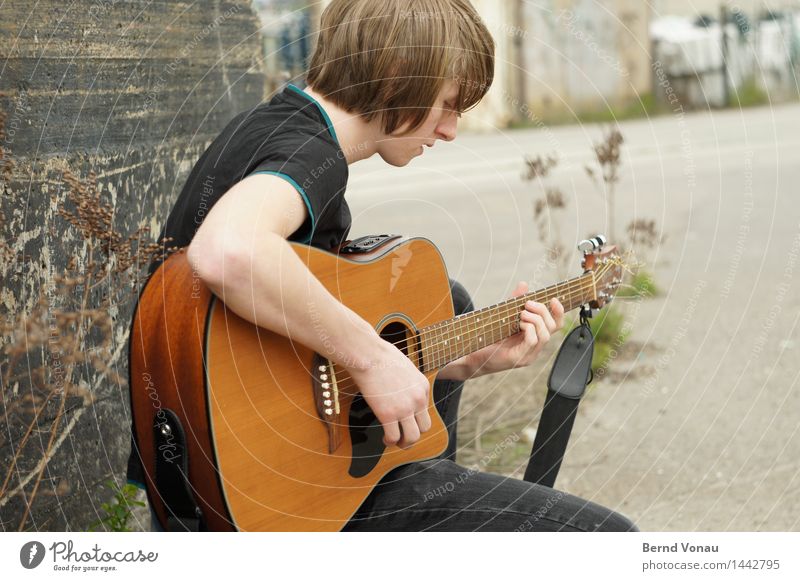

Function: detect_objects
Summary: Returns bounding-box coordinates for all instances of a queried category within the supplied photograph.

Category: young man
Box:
[131,0,638,532]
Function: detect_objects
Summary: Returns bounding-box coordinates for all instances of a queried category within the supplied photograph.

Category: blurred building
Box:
[649,0,764,19]
[269,1,653,130]
[256,1,798,128]
[464,0,652,130]
[254,0,322,96]
[651,5,800,108]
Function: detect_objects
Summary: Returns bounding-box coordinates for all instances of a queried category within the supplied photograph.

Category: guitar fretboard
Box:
[416,273,596,372]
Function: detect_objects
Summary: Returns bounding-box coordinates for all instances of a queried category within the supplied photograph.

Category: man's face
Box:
[376,79,461,167]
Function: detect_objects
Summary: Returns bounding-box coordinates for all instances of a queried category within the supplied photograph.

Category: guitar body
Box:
[130,237,454,531]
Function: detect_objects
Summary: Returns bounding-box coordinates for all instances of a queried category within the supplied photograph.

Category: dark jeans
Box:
[150,280,638,532]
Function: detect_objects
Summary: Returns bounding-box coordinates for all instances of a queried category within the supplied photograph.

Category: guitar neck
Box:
[417,272,596,373]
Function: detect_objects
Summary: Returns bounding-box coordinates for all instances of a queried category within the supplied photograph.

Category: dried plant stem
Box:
[14,245,93,531]
[0,388,59,500]
[585,128,624,242]
[16,388,66,531]
[0,351,23,425]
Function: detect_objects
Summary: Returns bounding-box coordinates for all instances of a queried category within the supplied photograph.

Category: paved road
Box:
[345,102,800,531]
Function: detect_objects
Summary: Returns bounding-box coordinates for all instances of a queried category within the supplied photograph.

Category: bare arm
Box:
[186,174,431,448]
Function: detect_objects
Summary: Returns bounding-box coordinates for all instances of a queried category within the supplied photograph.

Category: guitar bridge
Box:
[311,353,343,454]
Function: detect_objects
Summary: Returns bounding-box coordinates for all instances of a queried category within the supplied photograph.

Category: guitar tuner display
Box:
[340,234,402,254]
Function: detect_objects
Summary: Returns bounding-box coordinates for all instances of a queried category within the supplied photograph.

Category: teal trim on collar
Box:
[249,170,315,244]
[286,83,340,145]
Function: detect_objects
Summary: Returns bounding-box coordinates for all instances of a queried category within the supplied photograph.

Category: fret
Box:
[420,273,594,371]
[455,315,463,357]
[477,306,487,352]
[479,306,487,350]
[457,313,472,357]
[467,309,476,355]
[433,321,444,369]
[435,322,444,369]
[419,272,596,373]
[422,323,435,371]
[445,317,455,365]
[427,324,436,370]
[490,304,500,346]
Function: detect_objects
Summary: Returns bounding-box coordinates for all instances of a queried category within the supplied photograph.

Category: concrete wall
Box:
[0,0,264,531]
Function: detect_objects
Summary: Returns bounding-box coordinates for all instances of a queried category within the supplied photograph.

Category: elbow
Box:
[187,228,286,295]
[186,229,247,295]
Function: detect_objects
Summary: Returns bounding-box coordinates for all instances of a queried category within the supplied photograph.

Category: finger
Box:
[415,406,432,434]
[511,280,529,298]
[516,319,539,363]
[526,300,556,334]
[398,416,421,449]
[522,310,550,345]
[550,298,565,329]
[382,421,401,447]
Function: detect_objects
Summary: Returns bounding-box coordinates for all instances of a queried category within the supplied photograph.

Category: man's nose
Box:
[435,115,458,142]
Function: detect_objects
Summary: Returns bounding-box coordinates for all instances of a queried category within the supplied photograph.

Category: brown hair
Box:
[306,0,495,135]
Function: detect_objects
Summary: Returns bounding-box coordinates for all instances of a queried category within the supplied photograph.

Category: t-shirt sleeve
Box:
[246,135,347,244]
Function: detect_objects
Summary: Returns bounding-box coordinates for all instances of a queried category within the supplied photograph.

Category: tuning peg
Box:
[577,235,606,254]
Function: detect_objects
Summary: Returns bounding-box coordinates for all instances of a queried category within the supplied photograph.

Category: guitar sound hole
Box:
[348,321,412,478]
[379,321,409,355]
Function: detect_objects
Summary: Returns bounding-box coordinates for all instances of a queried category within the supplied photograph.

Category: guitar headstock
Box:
[578,235,624,309]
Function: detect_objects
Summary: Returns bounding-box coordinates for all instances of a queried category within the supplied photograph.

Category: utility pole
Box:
[720,4,730,107]
[512,0,527,124]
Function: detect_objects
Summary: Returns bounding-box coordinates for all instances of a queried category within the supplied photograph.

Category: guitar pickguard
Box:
[347,393,386,478]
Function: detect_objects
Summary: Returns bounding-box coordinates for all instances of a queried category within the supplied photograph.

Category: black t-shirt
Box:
[126,83,351,489]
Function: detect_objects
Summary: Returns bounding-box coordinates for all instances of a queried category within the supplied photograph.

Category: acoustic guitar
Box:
[129,234,622,531]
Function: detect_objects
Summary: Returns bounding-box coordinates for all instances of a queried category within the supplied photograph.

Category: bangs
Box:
[447,10,494,115]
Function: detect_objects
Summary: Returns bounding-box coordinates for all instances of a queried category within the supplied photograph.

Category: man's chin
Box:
[379,151,414,167]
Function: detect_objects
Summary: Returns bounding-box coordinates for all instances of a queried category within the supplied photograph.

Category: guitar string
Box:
[320,278,599,398]
[323,280,596,399]
[420,262,617,368]
[378,277,594,364]
[404,277,599,372]
[418,276,592,346]
[422,280,597,370]
[311,262,616,399]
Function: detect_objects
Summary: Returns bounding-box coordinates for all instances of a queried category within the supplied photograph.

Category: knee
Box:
[597,510,639,532]
[449,279,474,316]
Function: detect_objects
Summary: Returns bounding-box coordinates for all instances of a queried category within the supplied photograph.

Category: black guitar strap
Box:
[152,409,205,532]
[523,309,594,488]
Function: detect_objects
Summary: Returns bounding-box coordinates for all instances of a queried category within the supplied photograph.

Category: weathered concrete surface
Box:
[1,0,264,531]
